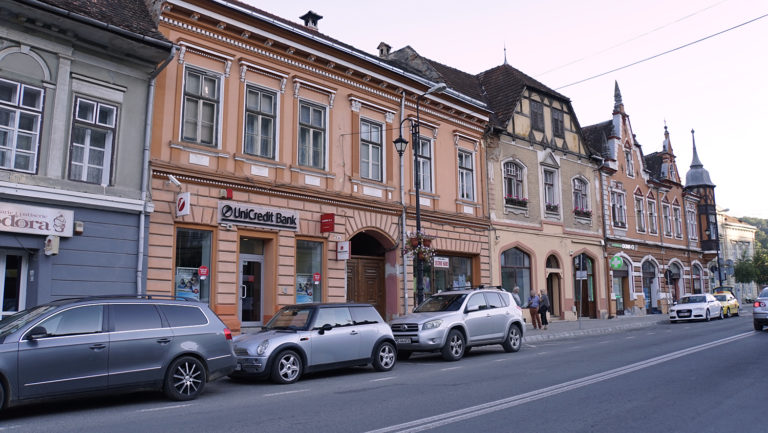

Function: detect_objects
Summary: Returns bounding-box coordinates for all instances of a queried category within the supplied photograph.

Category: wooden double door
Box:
[346,257,386,319]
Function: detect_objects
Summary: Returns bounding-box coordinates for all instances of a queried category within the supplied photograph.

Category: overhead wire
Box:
[555,11,768,90]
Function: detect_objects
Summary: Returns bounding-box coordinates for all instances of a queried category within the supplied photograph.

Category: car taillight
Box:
[755,301,765,308]
[224,328,232,340]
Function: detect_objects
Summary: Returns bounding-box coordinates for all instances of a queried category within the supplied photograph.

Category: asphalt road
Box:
[2,314,764,433]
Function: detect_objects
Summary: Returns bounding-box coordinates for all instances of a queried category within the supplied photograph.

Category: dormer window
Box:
[625,149,634,176]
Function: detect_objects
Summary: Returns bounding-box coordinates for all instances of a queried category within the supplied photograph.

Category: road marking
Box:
[365,332,752,433]
[137,404,194,413]
[439,367,462,372]
[263,389,309,397]
[0,425,24,431]
[371,376,396,382]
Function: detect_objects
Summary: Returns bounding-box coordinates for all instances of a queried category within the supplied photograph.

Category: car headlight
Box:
[256,339,270,355]
[423,320,443,330]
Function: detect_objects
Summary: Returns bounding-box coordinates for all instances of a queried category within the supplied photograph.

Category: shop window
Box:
[429,255,473,294]
[296,240,323,303]
[501,248,531,303]
[174,228,212,303]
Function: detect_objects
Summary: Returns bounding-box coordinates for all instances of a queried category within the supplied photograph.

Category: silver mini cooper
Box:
[230,303,396,384]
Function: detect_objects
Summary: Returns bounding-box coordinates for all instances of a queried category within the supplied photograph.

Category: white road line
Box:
[0,425,24,431]
[440,367,462,372]
[365,332,752,433]
[263,389,309,397]
[371,376,396,382]
[137,403,194,413]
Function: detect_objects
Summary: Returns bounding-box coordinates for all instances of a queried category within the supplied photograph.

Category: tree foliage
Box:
[734,247,768,286]
[740,216,768,251]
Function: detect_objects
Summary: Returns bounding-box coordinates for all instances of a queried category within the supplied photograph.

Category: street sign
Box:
[198,265,209,280]
[610,256,623,270]
[313,272,321,284]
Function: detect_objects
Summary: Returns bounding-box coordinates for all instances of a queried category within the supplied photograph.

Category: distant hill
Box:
[740,217,768,251]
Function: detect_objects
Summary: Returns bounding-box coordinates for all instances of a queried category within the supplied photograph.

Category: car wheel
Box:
[705,310,711,322]
[724,308,730,318]
[164,356,207,401]
[271,350,302,384]
[755,320,763,331]
[718,308,723,320]
[501,324,522,353]
[441,329,465,361]
[372,342,396,372]
[396,350,412,361]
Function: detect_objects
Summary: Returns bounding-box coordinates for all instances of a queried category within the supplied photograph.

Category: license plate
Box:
[678,312,691,318]
[395,337,411,344]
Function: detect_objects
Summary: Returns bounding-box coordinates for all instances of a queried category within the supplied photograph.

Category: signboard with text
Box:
[218,201,299,231]
[0,203,74,237]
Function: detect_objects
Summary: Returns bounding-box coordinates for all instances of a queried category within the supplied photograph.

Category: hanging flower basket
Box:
[404,231,435,265]
[422,238,432,248]
[410,237,419,248]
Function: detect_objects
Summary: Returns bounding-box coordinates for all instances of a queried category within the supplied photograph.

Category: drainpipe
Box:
[399,91,409,314]
[136,46,178,295]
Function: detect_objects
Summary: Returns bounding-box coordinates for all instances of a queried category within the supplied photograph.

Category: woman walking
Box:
[539,290,550,330]
[526,290,542,330]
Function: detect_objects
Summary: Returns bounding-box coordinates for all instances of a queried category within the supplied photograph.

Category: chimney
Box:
[377,42,391,58]
[299,11,322,30]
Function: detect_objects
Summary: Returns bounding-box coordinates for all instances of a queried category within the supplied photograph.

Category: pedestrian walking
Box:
[539,290,550,330]
[511,286,522,307]
[526,290,541,329]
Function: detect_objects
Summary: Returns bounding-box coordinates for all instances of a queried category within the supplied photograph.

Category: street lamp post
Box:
[394,82,447,307]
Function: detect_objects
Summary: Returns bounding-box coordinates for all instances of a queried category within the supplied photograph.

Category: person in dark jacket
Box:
[539,291,551,330]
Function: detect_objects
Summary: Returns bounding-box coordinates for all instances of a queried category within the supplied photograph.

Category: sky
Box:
[244,0,768,219]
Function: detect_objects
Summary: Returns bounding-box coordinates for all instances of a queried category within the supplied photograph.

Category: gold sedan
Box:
[714,292,740,318]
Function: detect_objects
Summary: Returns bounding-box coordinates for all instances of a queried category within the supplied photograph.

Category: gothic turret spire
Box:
[685,129,714,187]
[613,81,623,111]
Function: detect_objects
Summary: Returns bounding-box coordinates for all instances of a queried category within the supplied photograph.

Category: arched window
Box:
[546,255,560,269]
[501,247,531,302]
[503,161,525,202]
[691,264,703,294]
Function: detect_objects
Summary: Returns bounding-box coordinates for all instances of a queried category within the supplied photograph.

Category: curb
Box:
[523,318,666,343]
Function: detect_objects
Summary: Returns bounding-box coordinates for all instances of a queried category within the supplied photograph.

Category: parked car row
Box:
[752,287,768,331]
[0,287,525,412]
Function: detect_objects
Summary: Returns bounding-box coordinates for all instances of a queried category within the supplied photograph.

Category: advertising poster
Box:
[296,274,314,304]
[175,267,201,301]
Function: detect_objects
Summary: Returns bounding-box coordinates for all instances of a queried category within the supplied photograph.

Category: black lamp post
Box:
[394,82,447,307]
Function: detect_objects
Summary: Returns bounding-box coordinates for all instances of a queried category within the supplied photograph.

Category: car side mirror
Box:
[317,323,333,335]
[26,326,48,341]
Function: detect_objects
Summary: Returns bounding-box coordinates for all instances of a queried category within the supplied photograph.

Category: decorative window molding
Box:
[177,42,233,77]
[293,78,336,108]
[238,60,287,92]
[453,131,479,151]
[406,116,439,138]
[348,96,395,122]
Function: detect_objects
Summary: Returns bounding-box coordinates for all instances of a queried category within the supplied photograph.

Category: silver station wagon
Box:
[230,303,396,384]
[0,296,236,411]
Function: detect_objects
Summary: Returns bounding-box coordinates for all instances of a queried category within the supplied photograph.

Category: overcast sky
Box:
[244,0,768,219]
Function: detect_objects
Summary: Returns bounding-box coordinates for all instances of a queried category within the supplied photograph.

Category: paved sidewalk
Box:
[523,313,667,343]
[523,303,753,343]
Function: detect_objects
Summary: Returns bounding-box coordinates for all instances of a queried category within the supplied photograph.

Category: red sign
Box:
[320,213,335,233]
[198,265,209,277]
[313,272,321,283]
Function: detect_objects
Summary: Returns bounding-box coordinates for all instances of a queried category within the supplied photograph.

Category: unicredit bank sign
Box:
[218,201,299,231]
[0,203,74,237]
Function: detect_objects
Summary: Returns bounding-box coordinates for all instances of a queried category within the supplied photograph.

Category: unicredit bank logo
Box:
[218,202,298,231]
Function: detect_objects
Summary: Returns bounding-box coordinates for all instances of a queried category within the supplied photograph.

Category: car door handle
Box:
[157,338,171,344]
[89,343,107,351]
[349,330,359,335]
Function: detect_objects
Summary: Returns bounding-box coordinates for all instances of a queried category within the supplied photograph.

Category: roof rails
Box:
[444,284,505,292]
[54,294,197,302]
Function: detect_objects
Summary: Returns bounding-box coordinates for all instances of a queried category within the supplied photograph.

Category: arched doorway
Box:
[667,262,683,302]
[573,253,596,318]
[691,264,704,294]
[545,255,561,318]
[642,261,659,314]
[611,256,631,316]
[346,231,387,318]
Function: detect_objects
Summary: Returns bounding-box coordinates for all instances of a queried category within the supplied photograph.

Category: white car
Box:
[669,294,724,322]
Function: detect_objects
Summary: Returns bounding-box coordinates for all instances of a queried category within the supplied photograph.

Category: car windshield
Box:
[414,294,467,312]
[760,288,768,298]
[264,307,312,330]
[0,305,58,338]
[681,296,706,304]
[715,295,726,301]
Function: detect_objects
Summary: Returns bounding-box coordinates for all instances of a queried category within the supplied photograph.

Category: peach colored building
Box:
[146,1,491,332]
[584,83,716,316]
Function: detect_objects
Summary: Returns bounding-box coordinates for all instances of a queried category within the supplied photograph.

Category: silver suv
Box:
[231,303,396,384]
[0,296,236,412]
[389,288,524,361]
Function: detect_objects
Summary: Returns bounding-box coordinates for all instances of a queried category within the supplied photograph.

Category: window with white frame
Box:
[543,168,558,211]
[625,149,634,176]
[504,161,525,204]
[611,190,627,227]
[552,109,564,138]
[635,196,645,232]
[673,206,683,238]
[686,204,698,239]
[648,199,658,234]
[360,119,382,181]
[458,149,474,201]
[415,136,433,193]
[298,101,326,170]
[69,97,117,185]
[662,203,672,236]
[182,68,220,146]
[244,85,276,158]
[0,78,43,173]
[531,100,544,132]
[572,178,589,213]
